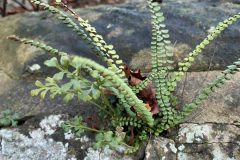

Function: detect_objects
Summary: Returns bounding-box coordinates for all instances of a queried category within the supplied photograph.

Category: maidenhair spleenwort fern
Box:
[8,0,240,154]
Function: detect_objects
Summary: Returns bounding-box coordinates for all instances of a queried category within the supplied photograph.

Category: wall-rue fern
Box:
[8,0,240,154]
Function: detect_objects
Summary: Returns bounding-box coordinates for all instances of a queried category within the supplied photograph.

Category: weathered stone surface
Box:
[0,71,15,95]
[176,123,240,160]
[145,137,177,160]
[130,44,193,73]
[0,114,135,160]
[177,143,240,160]
[1,0,240,77]
[178,72,240,124]
[145,123,240,160]
[177,123,240,143]
[0,74,102,120]
[146,141,240,160]
[0,114,77,160]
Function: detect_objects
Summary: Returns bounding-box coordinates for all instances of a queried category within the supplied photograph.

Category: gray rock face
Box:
[0,114,134,160]
[0,0,240,77]
[178,71,240,124]
[0,77,99,120]
[145,123,240,160]
[177,123,240,144]
[178,143,240,160]
[0,115,76,160]
[176,123,240,160]
[145,137,177,160]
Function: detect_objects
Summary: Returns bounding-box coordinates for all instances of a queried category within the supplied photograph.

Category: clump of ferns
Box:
[8,0,240,154]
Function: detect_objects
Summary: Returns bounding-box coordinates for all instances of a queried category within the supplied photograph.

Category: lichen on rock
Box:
[0,129,74,160]
[0,114,76,160]
[145,137,177,160]
[84,146,132,160]
[40,114,64,135]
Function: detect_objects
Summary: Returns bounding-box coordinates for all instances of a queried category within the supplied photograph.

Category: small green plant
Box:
[0,109,20,127]
[8,0,240,154]
[94,131,124,150]
[62,116,101,137]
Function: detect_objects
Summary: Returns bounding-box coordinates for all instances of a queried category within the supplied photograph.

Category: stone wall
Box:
[0,0,239,159]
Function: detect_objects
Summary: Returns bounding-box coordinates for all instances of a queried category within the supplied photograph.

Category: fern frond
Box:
[147,0,174,111]
[131,72,156,93]
[124,143,140,154]
[147,0,174,73]
[147,0,173,73]
[8,35,67,57]
[181,58,240,117]
[60,3,125,75]
[112,117,143,128]
[117,98,137,117]
[69,56,154,126]
[169,12,240,92]
[156,57,240,135]
[153,107,180,136]
[30,0,126,79]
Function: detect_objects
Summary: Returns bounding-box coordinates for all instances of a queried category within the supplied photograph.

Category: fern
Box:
[27,41,154,126]
[8,0,240,154]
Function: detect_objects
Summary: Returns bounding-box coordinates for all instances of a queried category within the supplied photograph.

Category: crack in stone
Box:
[176,142,240,145]
[179,122,240,126]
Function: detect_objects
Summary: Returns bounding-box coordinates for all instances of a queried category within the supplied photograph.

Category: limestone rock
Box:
[177,143,240,160]
[145,137,177,160]
[0,114,135,160]
[0,71,15,95]
[178,71,240,124]
[176,123,240,160]
[144,123,240,160]
[177,123,240,144]
[0,114,77,160]
[0,78,99,119]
